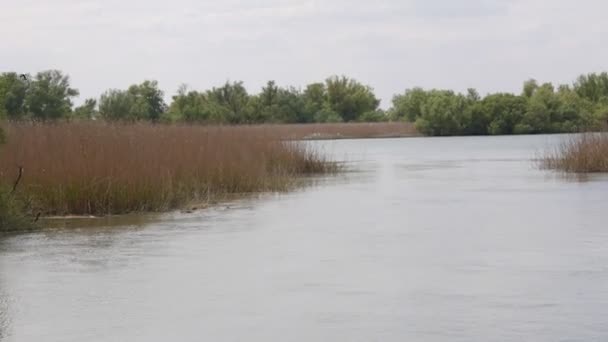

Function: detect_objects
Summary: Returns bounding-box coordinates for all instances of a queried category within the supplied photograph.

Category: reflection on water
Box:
[2,134,608,341]
[40,213,160,231]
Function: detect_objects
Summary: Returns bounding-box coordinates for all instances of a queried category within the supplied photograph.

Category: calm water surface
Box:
[1,135,608,341]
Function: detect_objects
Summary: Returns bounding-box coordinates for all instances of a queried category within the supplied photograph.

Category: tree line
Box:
[0,71,382,125]
[1,70,608,135]
[391,76,608,135]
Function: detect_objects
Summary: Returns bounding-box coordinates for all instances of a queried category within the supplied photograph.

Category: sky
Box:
[2,0,608,108]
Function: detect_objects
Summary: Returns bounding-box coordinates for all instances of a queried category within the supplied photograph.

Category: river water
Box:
[1,135,608,341]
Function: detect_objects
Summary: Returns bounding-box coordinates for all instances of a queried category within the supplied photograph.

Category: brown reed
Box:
[540,133,608,173]
[0,122,340,216]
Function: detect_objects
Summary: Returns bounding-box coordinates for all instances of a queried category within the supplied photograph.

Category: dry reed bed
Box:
[540,133,608,172]
[0,122,337,216]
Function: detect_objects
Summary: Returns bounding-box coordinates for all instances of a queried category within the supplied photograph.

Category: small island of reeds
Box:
[0,122,341,224]
[540,132,608,173]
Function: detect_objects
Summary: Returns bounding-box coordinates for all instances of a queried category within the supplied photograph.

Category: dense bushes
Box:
[2,69,608,135]
[0,71,79,121]
[390,73,608,136]
[0,72,384,124]
[164,77,381,124]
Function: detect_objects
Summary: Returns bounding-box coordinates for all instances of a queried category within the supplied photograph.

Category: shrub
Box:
[0,186,32,232]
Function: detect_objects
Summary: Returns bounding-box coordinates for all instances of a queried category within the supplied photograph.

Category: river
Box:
[1,134,608,341]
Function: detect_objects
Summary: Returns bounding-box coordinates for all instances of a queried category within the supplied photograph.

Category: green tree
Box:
[481,94,527,135]
[574,72,608,103]
[460,88,486,135]
[302,83,327,121]
[128,80,166,121]
[0,72,29,119]
[256,82,298,123]
[72,98,97,119]
[260,80,278,107]
[99,89,136,121]
[313,106,343,123]
[325,76,380,122]
[517,83,558,134]
[168,85,210,122]
[415,91,469,136]
[266,87,309,123]
[358,110,388,122]
[25,70,79,120]
[552,85,595,132]
[99,80,166,121]
[522,79,538,98]
[389,88,429,122]
[207,81,251,123]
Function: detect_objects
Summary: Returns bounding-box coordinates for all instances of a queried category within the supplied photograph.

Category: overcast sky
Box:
[2,0,607,107]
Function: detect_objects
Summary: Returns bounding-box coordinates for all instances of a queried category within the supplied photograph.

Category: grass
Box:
[0,122,339,217]
[540,133,608,173]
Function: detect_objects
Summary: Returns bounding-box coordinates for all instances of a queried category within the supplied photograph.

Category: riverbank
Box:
[0,122,341,224]
[254,122,418,140]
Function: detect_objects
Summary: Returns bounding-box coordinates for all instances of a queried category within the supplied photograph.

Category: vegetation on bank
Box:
[0,125,32,232]
[390,75,608,136]
[0,122,338,219]
[1,70,607,135]
[540,133,608,173]
[237,122,417,140]
[0,185,32,232]
[0,72,383,124]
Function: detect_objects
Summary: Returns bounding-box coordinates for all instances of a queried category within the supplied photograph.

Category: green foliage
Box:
[313,107,343,123]
[522,79,539,98]
[415,91,469,136]
[0,70,78,120]
[0,72,29,119]
[168,76,380,124]
[99,89,136,120]
[358,110,388,122]
[99,80,166,121]
[325,76,380,122]
[391,73,608,136]
[482,94,527,135]
[26,70,79,120]
[167,85,210,123]
[3,69,608,132]
[73,98,97,119]
[270,88,307,123]
[518,83,557,133]
[303,82,326,117]
[206,81,251,123]
[574,72,608,103]
[389,87,429,121]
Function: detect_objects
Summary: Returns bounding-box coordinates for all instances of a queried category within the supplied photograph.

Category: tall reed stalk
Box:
[0,122,337,216]
[540,133,608,173]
